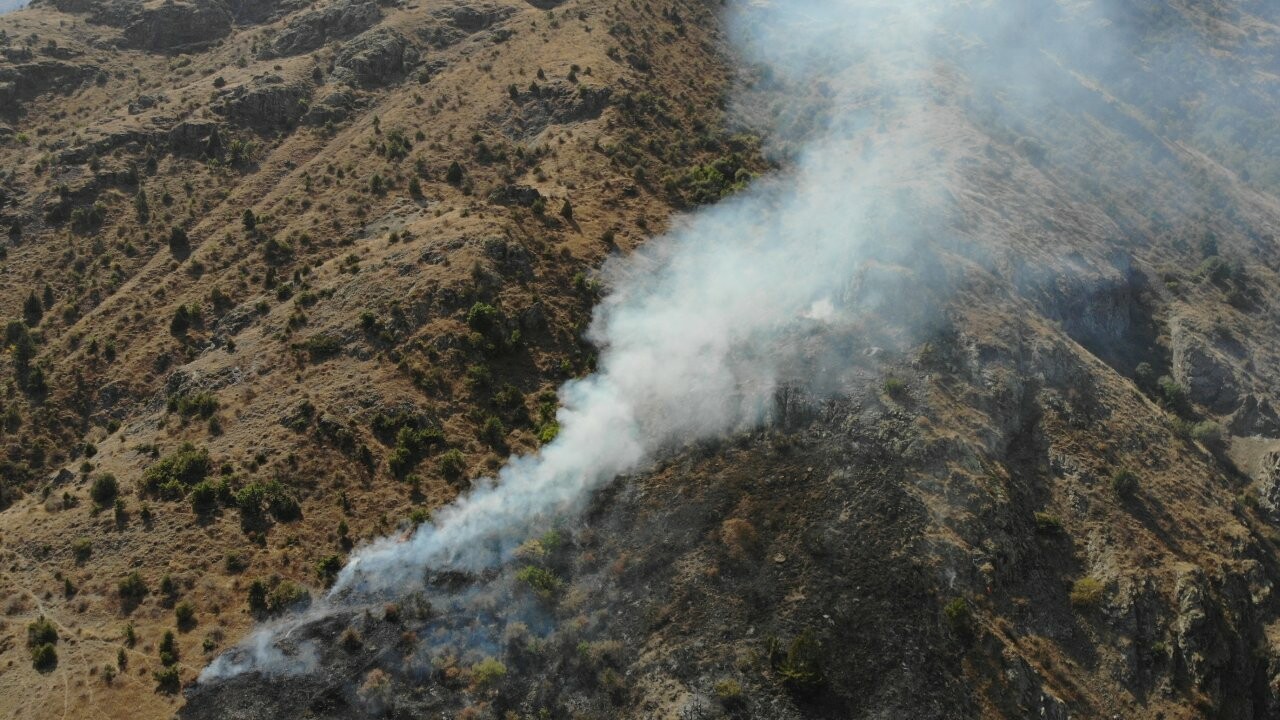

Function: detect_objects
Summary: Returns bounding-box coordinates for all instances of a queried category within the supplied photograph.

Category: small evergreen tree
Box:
[445,161,464,184]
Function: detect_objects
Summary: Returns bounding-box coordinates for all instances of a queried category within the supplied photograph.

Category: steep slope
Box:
[0,0,751,716]
[4,0,1280,719]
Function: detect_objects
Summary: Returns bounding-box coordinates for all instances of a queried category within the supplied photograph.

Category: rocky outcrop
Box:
[1256,451,1280,522]
[214,76,311,131]
[1171,321,1241,414]
[332,28,418,88]
[168,119,224,157]
[121,0,233,52]
[0,60,99,113]
[302,87,359,125]
[487,184,542,207]
[508,81,612,138]
[1229,394,1280,437]
[262,0,381,58]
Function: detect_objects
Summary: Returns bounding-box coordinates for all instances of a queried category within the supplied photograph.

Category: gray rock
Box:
[214,75,312,131]
[168,119,224,157]
[508,81,612,138]
[122,0,233,52]
[264,0,381,58]
[487,184,542,207]
[302,88,359,125]
[1171,322,1240,413]
[1228,394,1280,437]
[332,28,419,88]
[1257,450,1280,522]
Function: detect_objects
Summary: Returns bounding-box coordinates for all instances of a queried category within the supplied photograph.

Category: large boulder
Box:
[507,80,612,138]
[214,75,312,131]
[1171,321,1241,414]
[168,119,225,157]
[302,87,360,125]
[122,0,233,52]
[0,60,99,114]
[332,28,418,88]
[263,0,381,58]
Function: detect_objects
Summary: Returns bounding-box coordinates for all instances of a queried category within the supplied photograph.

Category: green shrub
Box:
[446,161,464,184]
[883,376,907,398]
[515,566,562,599]
[1070,577,1105,608]
[1190,421,1224,447]
[153,665,180,693]
[471,657,507,689]
[1111,468,1139,499]
[170,391,219,419]
[118,572,148,599]
[247,579,268,612]
[1033,512,1062,534]
[175,600,196,627]
[480,416,505,447]
[27,616,58,647]
[774,629,825,693]
[266,580,310,613]
[1156,376,1190,414]
[943,597,972,638]
[315,554,343,586]
[89,473,119,505]
[142,443,211,497]
[438,450,466,482]
[30,642,57,670]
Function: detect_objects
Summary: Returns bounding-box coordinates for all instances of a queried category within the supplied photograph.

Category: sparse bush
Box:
[515,566,562,599]
[773,629,825,693]
[883,376,907,398]
[118,571,148,600]
[471,657,506,690]
[1111,468,1139,500]
[339,626,363,651]
[943,597,972,638]
[713,678,744,707]
[315,554,343,586]
[30,642,57,670]
[266,580,310,613]
[1033,512,1062,534]
[89,472,119,505]
[446,161,464,184]
[1070,577,1105,608]
[438,449,466,482]
[142,443,211,498]
[175,600,196,627]
[65,536,91,562]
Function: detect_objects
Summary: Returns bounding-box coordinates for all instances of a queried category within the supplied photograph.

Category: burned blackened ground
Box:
[183,387,977,720]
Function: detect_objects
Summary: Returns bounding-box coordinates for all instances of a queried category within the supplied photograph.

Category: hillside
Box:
[2,0,1280,719]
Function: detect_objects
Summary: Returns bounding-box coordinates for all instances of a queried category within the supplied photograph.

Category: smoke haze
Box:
[204,0,1264,682]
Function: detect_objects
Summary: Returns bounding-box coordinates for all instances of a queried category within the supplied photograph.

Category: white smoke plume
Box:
[204,0,977,680]
[330,4,944,595]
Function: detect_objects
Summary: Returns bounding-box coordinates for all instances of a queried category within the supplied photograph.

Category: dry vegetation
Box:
[2,0,1280,718]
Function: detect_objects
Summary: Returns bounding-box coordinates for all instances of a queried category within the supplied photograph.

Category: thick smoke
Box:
[202,0,952,681]
[329,1,942,595]
[204,0,1204,681]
